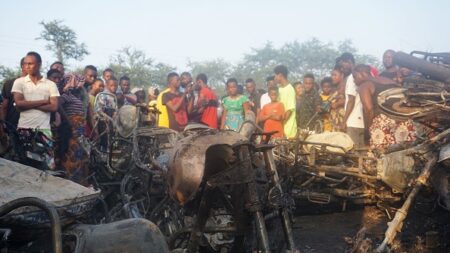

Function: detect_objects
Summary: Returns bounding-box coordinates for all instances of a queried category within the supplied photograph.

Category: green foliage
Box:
[0,65,20,85]
[36,20,89,63]
[107,47,176,90]
[187,38,381,91]
[187,58,233,89]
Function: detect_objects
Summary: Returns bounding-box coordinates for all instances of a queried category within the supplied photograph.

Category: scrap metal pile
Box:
[1,51,449,253]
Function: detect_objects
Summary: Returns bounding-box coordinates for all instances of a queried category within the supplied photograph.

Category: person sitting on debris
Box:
[162,72,189,132]
[257,87,285,139]
[221,78,250,131]
[354,64,416,150]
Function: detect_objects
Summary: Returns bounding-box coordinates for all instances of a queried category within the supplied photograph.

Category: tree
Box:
[36,20,89,63]
[187,58,233,89]
[0,65,20,84]
[108,47,176,90]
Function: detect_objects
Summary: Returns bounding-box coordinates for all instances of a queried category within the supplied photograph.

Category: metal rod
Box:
[0,197,62,253]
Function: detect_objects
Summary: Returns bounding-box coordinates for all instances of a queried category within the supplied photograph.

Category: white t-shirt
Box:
[11,75,60,129]
[260,92,270,109]
[344,74,364,129]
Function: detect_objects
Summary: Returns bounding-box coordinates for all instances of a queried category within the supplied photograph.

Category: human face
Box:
[92,80,104,95]
[23,55,41,76]
[169,76,181,89]
[352,71,366,86]
[267,80,276,89]
[245,82,256,94]
[303,77,314,92]
[226,82,238,96]
[268,90,278,102]
[107,80,118,93]
[120,80,131,93]
[180,75,192,87]
[51,63,64,75]
[383,51,395,69]
[48,72,62,84]
[295,84,303,97]
[103,71,113,81]
[321,82,332,95]
[338,60,353,76]
[331,70,343,85]
[275,73,285,85]
[84,69,97,85]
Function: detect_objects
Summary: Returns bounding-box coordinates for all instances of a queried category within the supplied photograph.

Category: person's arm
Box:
[124,94,137,105]
[0,97,8,120]
[359,83,375,128]
[36,96,59,112]
[257,109,270,123]
[342,95,355,131]
[165,94,187,113]
[187,95,195,115]
[13,93,49,111]
[242,101,250,113]
[196,92,207,114]
[283,110,293,124]
[220,107,227,129]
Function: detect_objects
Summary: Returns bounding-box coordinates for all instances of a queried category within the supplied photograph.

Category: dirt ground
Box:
[291,197,450,253]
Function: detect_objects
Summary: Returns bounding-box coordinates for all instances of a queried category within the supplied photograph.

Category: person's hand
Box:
[340,122,347,132]
[331,102,337,109]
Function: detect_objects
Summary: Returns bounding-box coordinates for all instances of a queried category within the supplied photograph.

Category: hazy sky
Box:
[1,0,449,71]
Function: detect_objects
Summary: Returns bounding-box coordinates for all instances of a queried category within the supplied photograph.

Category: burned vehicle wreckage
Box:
[1,51,450,253]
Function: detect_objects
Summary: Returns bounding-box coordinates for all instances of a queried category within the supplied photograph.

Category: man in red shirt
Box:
[195,73,218,128]
[162,73,189,131]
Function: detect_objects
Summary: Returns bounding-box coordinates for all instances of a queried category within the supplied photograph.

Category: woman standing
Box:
[58,73,90,186]
[220,78,250,131]
[329,68,346,132]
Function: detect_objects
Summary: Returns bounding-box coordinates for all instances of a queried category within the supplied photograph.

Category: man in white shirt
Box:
[338,53,365,149]
[12,52,59,137]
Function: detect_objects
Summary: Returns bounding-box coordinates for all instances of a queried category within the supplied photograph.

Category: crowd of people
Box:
[0,50,420,185]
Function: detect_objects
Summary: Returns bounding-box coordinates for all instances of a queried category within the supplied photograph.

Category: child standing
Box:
[257,87,285,138]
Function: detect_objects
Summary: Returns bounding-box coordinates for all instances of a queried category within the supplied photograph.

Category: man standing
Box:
[274,65,297,138]
[260,76,276,110]
[296,73,321,129]
[338,53,365,148]
[195,73,218,128]
[12,52,59,137]
[119,76,137,105]
[245,78,261,116]
[162,73,189,131]
[156,84,170,128]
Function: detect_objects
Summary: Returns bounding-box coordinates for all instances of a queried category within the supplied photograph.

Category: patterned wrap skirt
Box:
[369,114,416,149]
[61,114,89,185]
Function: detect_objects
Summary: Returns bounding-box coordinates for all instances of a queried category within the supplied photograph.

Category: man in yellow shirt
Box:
[156,86,170,128]
[274,65,297,138]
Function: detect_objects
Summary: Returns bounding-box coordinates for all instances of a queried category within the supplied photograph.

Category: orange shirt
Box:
[260,102,285,138]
